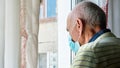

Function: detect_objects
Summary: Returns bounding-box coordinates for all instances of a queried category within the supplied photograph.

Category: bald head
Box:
[67,1,106,31]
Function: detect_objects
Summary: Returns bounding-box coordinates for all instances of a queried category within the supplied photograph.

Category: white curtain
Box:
[25,0,40,68]
[0,0,40,68]
[21,0,40,68]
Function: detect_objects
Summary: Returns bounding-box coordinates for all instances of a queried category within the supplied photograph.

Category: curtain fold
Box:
[20,0,40,68]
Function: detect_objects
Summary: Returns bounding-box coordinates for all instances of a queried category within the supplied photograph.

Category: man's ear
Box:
[76,18,83,33]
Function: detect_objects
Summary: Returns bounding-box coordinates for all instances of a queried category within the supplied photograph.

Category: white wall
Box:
[108,0,120,38]
[0,0,5,67]
[57,0,71,68]
[38,22,58,53]
[5,0,21,68]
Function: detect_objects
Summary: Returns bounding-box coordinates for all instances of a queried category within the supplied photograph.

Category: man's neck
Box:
[84,31,94,44]
[83,28,101,44]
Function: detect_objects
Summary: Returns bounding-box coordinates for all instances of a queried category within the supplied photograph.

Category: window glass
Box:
[47,0,56,17]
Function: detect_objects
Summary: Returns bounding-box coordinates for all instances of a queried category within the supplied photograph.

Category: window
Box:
[47,0,56,18]
[39,0,57,23]
[38,0,58,68]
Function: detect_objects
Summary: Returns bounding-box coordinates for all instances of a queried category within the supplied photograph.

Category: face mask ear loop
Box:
[76,27,81,43]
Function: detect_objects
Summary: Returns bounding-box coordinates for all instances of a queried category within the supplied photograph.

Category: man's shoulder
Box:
[78,42,95,52]
[94,37,120,48]
[78,37,120,52]
[93,32,120,47]
[99,37,120,43]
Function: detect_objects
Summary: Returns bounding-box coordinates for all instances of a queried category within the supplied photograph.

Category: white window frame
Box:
[57,0,71,68]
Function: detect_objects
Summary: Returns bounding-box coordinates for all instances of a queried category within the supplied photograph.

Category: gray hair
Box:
[72,1,106,29]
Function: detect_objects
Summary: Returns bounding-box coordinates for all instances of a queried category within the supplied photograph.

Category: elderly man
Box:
[67,1,120,68]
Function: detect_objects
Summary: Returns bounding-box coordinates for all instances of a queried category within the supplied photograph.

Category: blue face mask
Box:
[68,35,80,53]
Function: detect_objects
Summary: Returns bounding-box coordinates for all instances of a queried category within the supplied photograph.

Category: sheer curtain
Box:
[0,0,40,68]
[20,0,40,68]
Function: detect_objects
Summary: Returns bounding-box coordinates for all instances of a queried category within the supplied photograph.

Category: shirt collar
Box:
[89,29,111,43]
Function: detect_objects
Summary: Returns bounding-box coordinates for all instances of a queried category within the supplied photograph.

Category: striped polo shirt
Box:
[71,32,120,68]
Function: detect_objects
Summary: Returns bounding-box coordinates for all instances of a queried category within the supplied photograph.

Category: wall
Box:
[108,0,120,38]
[38,22,58,53]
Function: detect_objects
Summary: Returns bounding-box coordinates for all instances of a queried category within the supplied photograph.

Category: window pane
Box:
[47,0,56,17]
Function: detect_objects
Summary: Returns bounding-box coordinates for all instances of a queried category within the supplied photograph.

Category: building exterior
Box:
[38,0,58,68]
